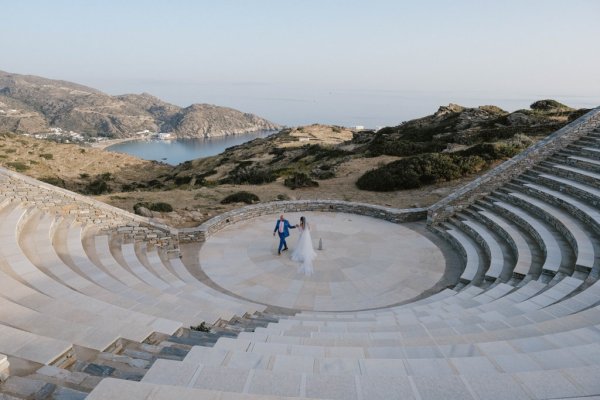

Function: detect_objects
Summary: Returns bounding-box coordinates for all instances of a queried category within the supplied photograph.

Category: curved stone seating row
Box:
[431,130,600,289]
[0,198,267,369]
[106,234,266,317]
[247,277,584,332]
[472,207,533,279]
[108,293,600,399]
[458,214,507,280]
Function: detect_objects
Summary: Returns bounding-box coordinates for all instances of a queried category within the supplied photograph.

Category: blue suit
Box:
[274,219,296,254]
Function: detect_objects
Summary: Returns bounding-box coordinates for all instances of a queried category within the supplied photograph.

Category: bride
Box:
[291,216,317,276]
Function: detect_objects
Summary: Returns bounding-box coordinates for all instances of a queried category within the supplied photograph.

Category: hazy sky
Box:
[2,0,599,127]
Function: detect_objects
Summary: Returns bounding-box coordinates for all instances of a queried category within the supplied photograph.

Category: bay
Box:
[106,130,277,165]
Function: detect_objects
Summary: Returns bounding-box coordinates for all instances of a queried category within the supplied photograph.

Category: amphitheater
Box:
[0,108,599,400]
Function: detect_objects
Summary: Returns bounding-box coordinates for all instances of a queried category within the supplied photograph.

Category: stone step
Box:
[0,375,88,400]
[134,358,600,400]
[490,198,564,274]
[87,377,327,400]
[440,225,482,284]
[474,205,535,280]
[459,213,507,280]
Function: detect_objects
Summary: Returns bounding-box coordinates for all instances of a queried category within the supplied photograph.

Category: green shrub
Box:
[223,165,276,185]
[174,175,193,185]
[6,161,29,172]
[146,179,164,188]
[276,193,291,201]
[148,202,173,212]
[4,148,16,154]
[530,99,569,111]
[39,176,66,188]
[190,322,211,332]
[303,144,350,161]
[284,172,319,189]
[85,179,110,195]
[133,202,174,213]
[367,136,445,157]
[39,153,54,160]
[455,142,526,161]
[221,191,260,204]
[356,153,486,192]
[79,173,90,179]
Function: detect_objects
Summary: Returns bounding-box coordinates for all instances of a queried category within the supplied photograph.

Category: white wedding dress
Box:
[291,222,317,276]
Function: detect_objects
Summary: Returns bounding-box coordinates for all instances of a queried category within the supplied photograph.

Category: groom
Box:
[273,214,296,255]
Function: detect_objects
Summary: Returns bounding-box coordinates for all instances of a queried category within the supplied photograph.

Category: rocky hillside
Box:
[163,100,588,191]
[0,99,591,228]
[0,70,279,138]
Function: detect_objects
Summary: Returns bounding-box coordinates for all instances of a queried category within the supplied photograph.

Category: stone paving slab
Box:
[200,212,444,311]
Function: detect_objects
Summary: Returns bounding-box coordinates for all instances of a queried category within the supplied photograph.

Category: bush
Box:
[367,136,445,157]
[79,173,90,179]
[356,153,486,192]
[148,202,173,212]
[455,143,522,161]
[133,202,174,213]
[6,161,29,172]
[39,153,54,160]
[174,175,193,185]
[223,165,276,185]
[190,322,211,332]
[303,144,350,161]
[284,172,319,189]
[85,179,110,195]
[146,179,164,188]
[39,176,65,188]
[530,99,569,111]
[221,191,260,204]
[311,168,336,180]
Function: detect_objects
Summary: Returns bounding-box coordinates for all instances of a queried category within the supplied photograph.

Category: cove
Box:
[105,130,276,165]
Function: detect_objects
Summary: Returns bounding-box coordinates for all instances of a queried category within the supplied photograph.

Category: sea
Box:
[105,130,276,166]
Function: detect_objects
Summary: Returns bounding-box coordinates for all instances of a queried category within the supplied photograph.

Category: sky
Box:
[1,0,599,127]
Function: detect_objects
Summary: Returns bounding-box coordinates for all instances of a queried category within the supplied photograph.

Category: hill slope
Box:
[0,100,590,227]
[0,70,279,138]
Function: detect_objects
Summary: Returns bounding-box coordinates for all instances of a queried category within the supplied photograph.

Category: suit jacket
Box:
[274,219,295,238]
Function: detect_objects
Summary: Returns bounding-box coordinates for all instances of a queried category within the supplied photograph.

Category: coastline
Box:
[89,136,146,150]
[90,129,281,151]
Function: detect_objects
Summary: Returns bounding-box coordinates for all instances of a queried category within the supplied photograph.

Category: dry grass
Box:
[0,133,491,228]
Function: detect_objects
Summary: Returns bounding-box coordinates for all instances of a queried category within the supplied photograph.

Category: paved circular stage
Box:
[199,212,446,311]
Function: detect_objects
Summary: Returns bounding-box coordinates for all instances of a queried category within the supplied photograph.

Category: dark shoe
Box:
[283,247,289,251]
[278,251,281,255]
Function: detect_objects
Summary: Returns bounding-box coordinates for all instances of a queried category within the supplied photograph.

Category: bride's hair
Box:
[300,216,307,229]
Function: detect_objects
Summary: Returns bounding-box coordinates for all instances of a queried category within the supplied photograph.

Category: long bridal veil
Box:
[291,217,317,276]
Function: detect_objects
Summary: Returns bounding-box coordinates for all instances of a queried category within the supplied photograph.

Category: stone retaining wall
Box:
[186,200,427,241]
[427,107,600,224]
[0,167,178,248]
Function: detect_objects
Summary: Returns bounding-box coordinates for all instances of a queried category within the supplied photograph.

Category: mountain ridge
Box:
[0,70,280,138]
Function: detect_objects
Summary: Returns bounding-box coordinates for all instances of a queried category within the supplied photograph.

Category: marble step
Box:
[135,358,600,400]
[87,377,326,400]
